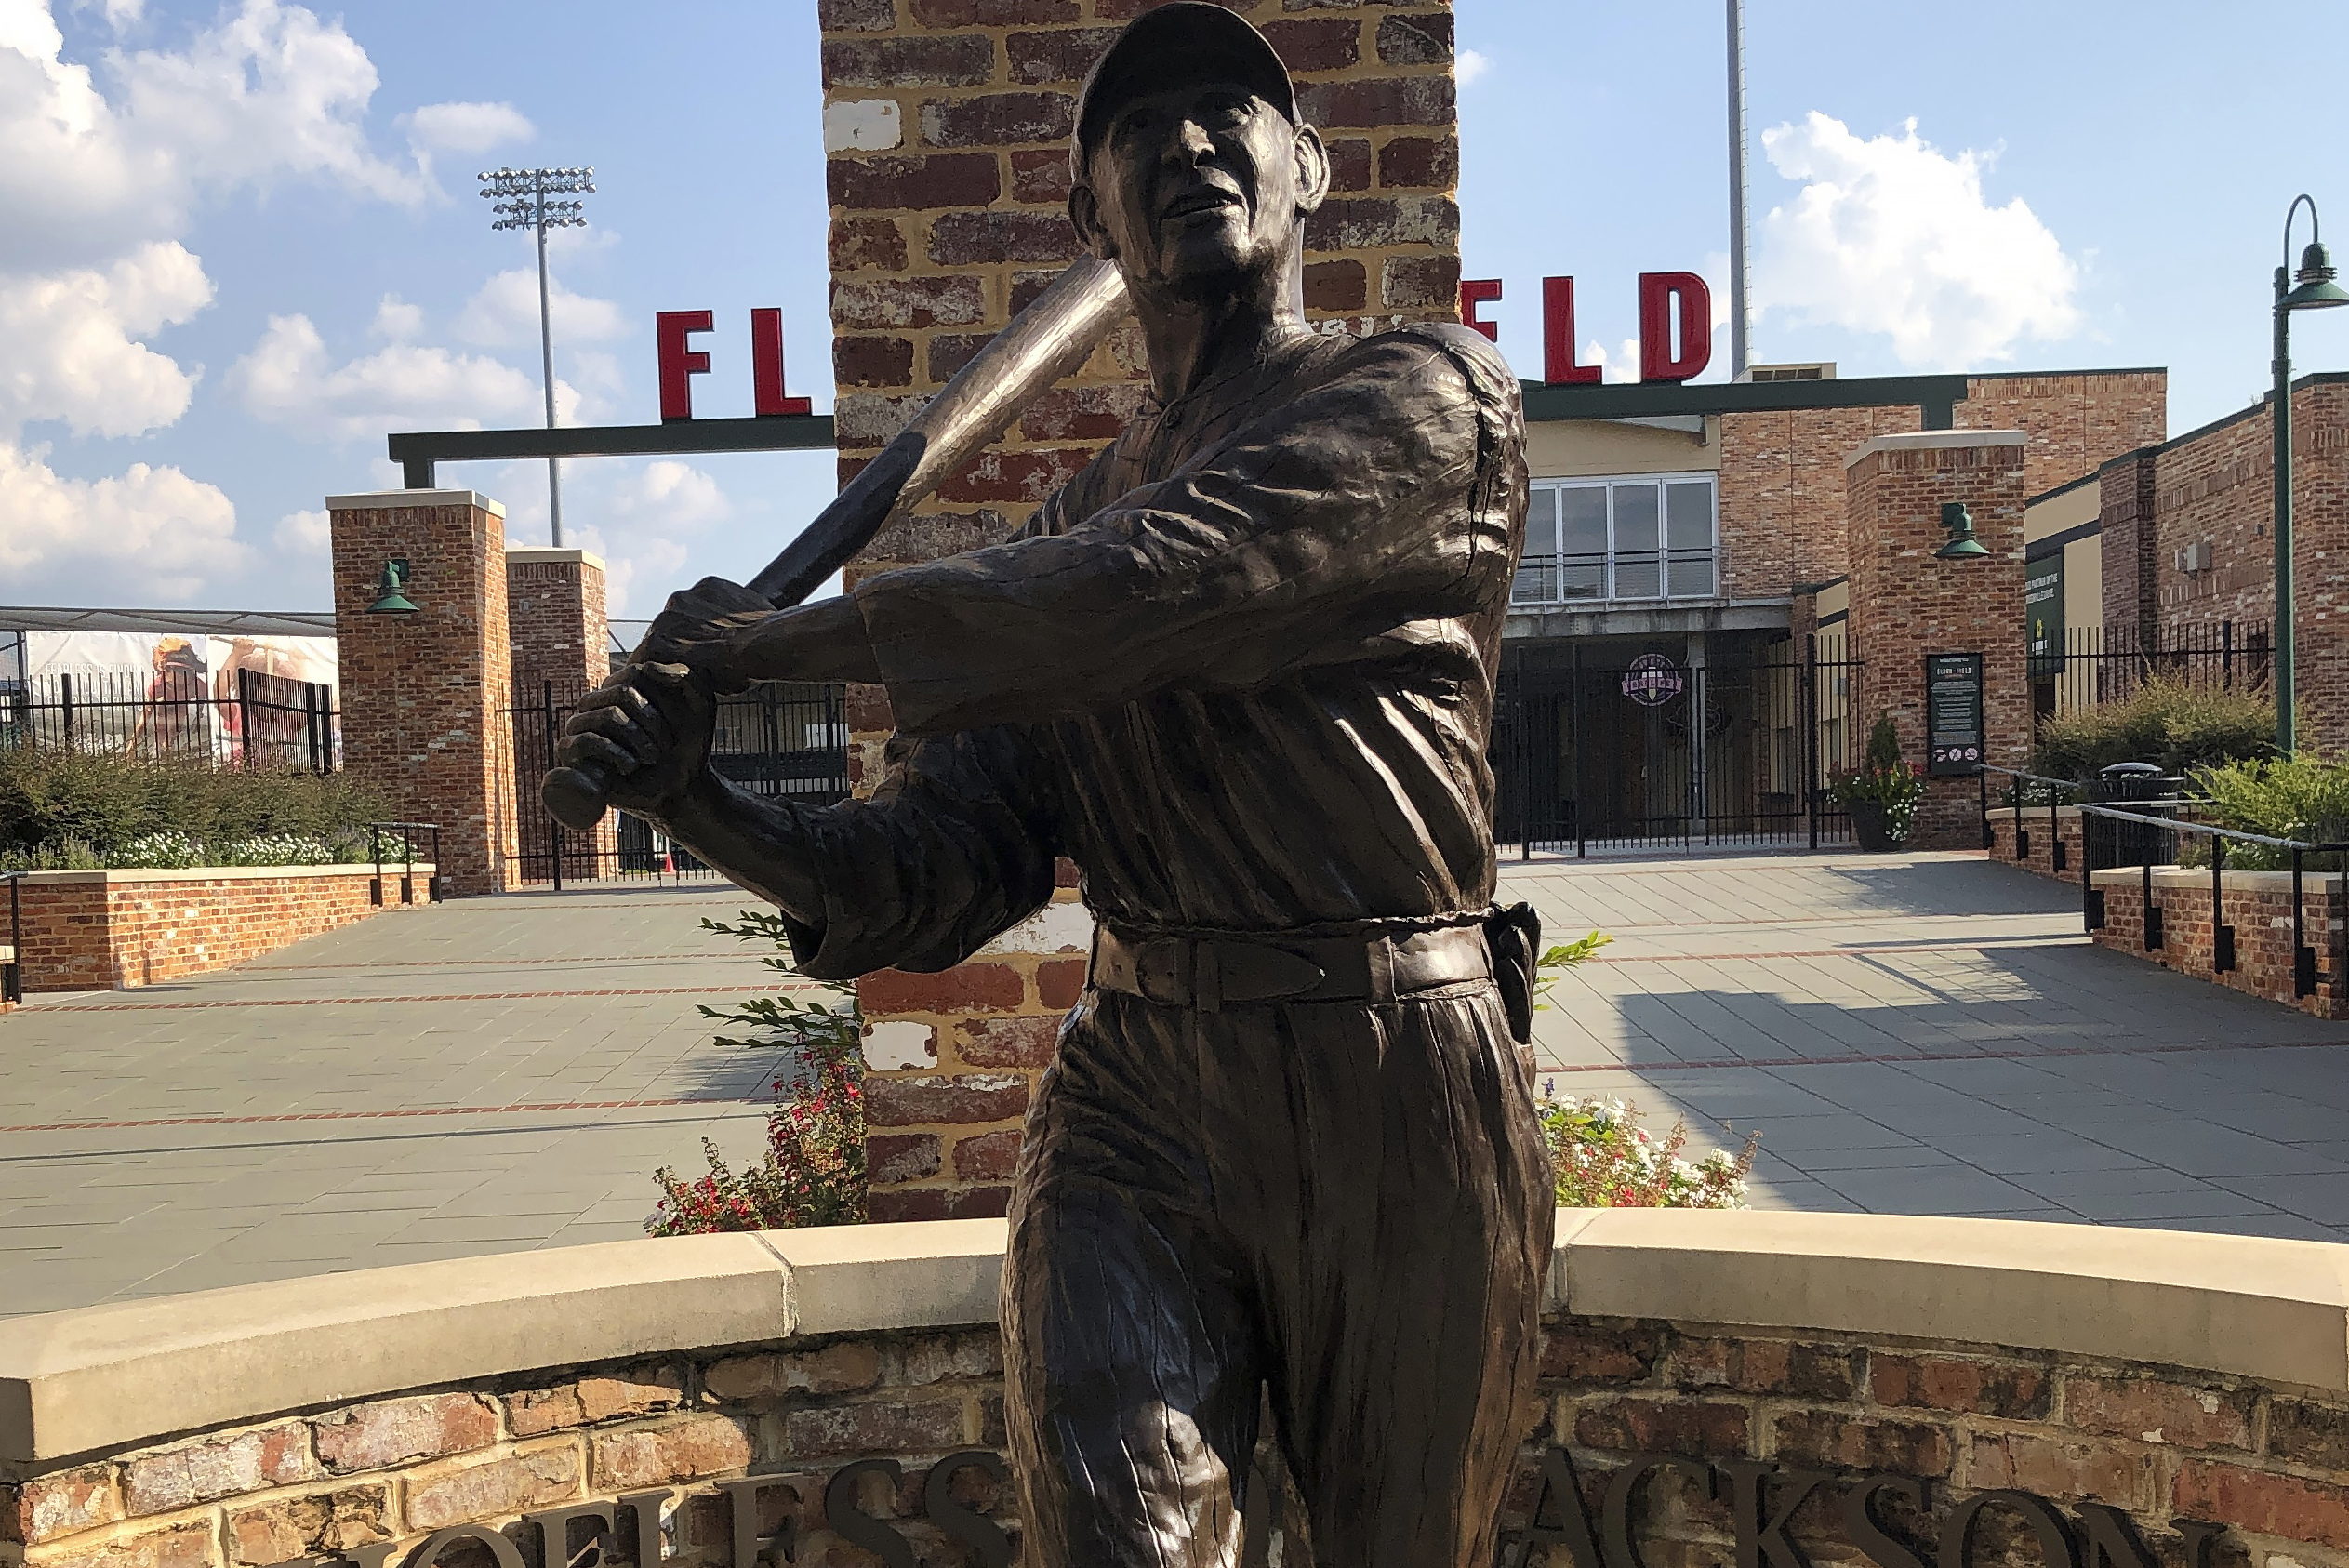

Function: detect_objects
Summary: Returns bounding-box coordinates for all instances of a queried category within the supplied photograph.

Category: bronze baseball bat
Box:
[540,255,1131,831]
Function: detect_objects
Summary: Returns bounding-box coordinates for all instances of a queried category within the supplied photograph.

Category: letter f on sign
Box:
[657,310,713,421]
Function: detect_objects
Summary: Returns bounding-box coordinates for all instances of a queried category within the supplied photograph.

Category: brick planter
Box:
[2090,863,2349,1017]
[8,863,435,993]
[1985,805,2085,883]
[13,1214,2349,1568]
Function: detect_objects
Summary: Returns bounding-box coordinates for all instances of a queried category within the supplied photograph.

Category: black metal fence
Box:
[0,670,339,773]
[504,679,852,886]
[2034,620,2270,720]
[1493,635,1865,856]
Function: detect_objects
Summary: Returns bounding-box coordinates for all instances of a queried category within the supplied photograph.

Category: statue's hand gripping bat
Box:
[540,256,1130,831]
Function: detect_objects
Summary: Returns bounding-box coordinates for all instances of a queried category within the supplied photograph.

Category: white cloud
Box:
[0,441,245,600]
[1456,47,1490,86]
[228,312,544,442]
[1755,112,2079,367]
[495,457,731,613]
[0,239,211,436]
[272,506,328,557]
[370,293,422,341]
[405,99,533,155]
[457,267,629,348]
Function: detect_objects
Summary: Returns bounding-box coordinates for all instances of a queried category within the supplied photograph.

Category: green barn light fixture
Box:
[367,558,418,615]
[1935,501,1989,559]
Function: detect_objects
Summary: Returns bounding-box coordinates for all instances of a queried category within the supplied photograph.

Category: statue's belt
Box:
[1087,922,1492,1011]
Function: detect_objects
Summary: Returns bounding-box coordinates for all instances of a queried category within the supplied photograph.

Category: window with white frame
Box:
[1511,473,1719,605]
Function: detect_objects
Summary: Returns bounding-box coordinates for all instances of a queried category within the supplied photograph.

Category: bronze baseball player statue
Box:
[555,7,1550,1565]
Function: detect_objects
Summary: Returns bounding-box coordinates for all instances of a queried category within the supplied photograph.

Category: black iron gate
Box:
[1493,636,1864,856]
[505,678,851,886]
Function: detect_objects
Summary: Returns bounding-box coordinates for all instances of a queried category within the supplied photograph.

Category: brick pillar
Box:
[2282,381,2349,753]
[507,547,616,881]
[2100,445,2160,654]
[1843,432,2029,850]
[327,489,517,896]
[822,0,1462,1220]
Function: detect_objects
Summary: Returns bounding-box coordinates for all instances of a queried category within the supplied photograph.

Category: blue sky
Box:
[7,0,2346,616]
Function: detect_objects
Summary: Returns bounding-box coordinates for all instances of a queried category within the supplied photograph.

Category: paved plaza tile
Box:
[1520,849,2349,1237]
[6,848,2346,1316]
[0,884,816,1315]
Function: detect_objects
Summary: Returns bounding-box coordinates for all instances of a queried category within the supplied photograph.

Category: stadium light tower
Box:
[480,166,594,547]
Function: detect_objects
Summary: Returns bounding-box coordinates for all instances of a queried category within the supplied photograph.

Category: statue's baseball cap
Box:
[1072,2,1299,165]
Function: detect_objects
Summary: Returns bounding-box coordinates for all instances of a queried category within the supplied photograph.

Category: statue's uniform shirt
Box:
[776,323,1550,1568]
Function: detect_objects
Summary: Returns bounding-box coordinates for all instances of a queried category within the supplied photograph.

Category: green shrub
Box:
[1828,712,1925,842]
[646,910,868,1235]
[2032,679,2275,783]
[2188,755,2349,871]
[0,746,383,869]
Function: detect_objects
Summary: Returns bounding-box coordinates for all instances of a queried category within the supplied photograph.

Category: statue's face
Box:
[1074,79,1326,299]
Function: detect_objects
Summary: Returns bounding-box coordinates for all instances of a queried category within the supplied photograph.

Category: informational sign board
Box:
[1621,653,1684,708]
[2025,554,2064,673]
[1925,652,1985,776]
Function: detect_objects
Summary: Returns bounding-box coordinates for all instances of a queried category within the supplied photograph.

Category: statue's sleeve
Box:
[852,326,1520,737]
[774,720,1062,980]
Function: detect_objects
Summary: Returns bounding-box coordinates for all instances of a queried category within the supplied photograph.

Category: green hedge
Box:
[0,746,385,870]
[2188,755,2349,872]
[2031,679,2275,783]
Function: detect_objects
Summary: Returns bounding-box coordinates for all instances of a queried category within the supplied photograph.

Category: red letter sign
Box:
[751,309,813,417]
[657,310,713,421]
[1541,277,1600,385]
[1459,278,1502,343]
[1637,272,1711,382]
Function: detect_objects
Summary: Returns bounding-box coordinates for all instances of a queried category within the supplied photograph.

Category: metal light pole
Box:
[2271,194,2349,755]
[1726,0,1754,380]
[480,166,594,548]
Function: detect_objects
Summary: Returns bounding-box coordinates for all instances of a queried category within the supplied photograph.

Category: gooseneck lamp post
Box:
[480,166,594,549]
[2272,194,2349,755]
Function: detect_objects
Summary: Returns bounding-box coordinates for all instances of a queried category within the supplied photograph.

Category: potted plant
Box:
[1830,712,1926,852]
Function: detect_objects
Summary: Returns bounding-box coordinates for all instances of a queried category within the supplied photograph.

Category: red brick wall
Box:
[1845,433,2030,849]
[1719,406,1918,599]
[2090,379,2349,750]
[2100,446,2160,650]
[1719,372,2163,604]
[12,1313,2347,1568]
[505,549,617,880]
[506,550,609,694]
[1959,369,2166,498]
[824,0,1464,1219]
[2090,867,2349,1019]
[12,867,430,992]
[1986,807,2083,884]
[328,493,517,897]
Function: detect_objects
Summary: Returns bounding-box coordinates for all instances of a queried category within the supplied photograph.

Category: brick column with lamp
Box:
[1842,432,2031,850]
[327,490,519,896]
[821,0,1465,1221]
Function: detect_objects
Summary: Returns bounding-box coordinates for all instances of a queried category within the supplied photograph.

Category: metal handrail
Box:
[2073,800,2349,998]
[2,869,20,1004]
[367,820,443,906]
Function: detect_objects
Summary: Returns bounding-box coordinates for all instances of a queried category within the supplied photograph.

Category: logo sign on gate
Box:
[1621,653,1684,707]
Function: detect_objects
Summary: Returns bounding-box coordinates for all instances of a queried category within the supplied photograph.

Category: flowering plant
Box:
[647,1038,866,1234]
[1828,711,1926,844]
[1535,1088,1758,1209]
[645,910,868,1235]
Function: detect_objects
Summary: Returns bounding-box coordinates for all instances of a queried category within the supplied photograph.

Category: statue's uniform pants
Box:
[1000,964,1554,1568]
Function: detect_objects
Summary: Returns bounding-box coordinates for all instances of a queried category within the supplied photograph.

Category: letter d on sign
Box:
[1637,272,1711,382]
